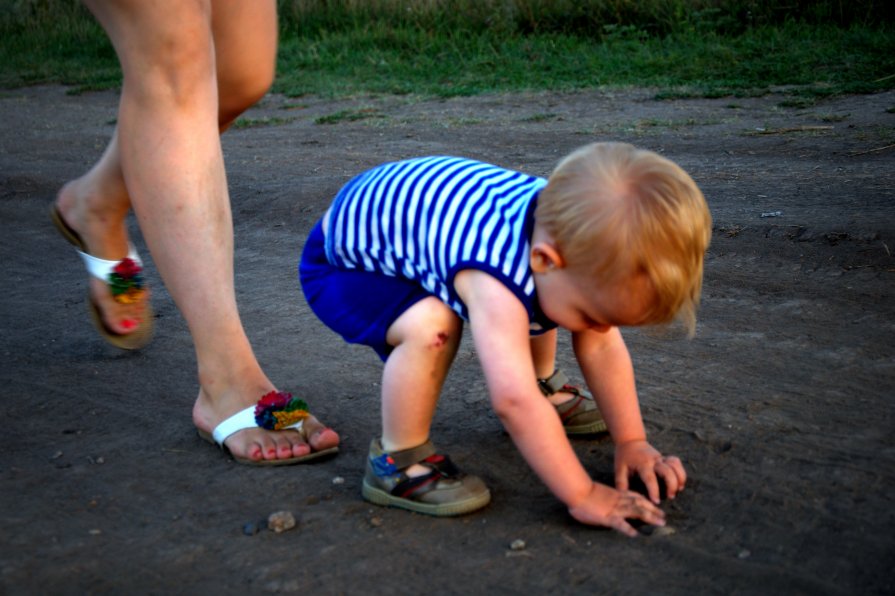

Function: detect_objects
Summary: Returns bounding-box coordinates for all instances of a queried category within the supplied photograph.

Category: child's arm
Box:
[454,270,665,536]
[572,328,687,504]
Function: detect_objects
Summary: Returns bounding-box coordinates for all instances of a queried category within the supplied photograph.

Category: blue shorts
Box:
[299,222,433,361]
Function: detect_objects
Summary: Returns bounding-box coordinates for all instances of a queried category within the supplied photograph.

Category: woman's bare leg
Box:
[212,0,278,130]
[55,131,144,335]
[56,0,277,336]
[69,0,337,462]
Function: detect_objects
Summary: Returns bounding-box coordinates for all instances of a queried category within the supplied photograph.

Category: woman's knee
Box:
[85,0,217,101]
[212,0,278,126]
[216,66,274,126]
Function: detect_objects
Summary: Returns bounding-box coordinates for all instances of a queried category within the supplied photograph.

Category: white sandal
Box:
[197,391,339,466]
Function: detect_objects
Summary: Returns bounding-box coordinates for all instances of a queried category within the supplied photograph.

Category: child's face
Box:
[535,265,656,333]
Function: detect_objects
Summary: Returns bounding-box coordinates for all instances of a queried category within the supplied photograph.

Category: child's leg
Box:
[530,329,570,406]
[365,296,490,515]
[381,296,462,460]
[530,329,607,435]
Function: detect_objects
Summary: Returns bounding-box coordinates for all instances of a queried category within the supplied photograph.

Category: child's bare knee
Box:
[429,330,454,350]
[388,298,462,349]
[421,309,461,351]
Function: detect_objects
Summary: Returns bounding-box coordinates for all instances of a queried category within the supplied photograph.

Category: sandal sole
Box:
[564,419,608,436]
[362,480,491,517]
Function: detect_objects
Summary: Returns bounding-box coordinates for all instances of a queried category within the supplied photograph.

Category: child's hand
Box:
[568,482,665,537]
[615,440,687,504]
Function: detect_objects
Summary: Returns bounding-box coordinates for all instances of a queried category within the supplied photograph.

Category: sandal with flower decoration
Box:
[538,369,608,436]
[197,391,339,466]
[50,205,154,350]
[362,438,491,516]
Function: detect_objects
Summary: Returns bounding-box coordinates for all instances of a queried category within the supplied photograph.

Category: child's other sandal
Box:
[362,439,491,517]
[538,369,608,435]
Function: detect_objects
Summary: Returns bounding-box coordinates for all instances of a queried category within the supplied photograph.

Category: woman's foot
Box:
[193,384,340,464]
[54,180,151,343]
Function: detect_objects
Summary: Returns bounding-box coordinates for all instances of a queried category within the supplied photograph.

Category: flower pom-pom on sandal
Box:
[538,369,608,436]
[50,205,154,350]
[362,439,491,516]
[197,391,340,466]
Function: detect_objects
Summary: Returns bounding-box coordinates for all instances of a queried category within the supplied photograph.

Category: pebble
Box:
[332,476,345,485]
[652,526,677,537]
[738,549,751,559]
[267,511,297,533]
[509,539,526,551]
[369,516,383,528]
[242,521,261,536]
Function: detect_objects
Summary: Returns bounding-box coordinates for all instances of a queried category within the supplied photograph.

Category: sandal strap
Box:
[211,405,304,445]
[382,440,437,470]
[392,454,461,498]
[78,245,143,281]
[537,369,570,396]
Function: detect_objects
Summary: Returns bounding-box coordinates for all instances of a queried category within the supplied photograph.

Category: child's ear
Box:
[530,242,565,272]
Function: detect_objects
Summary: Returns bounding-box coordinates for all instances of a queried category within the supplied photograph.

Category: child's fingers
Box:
[613,490,666,532]
[658,456,687,498]
[655,464,679,501]
[608,517,639,538]
[614,465,630,492]
[667,455,687,489]
[641,469,662,504]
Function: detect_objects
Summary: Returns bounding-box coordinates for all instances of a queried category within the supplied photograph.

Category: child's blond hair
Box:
[535,142,711,335]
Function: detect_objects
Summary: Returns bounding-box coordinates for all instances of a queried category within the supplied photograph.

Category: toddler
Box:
[299,142,711,536]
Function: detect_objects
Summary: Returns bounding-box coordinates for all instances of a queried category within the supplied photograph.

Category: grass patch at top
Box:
[1,0,892,100]
[274,22,895,99]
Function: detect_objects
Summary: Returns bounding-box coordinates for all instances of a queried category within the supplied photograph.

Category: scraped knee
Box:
[387,296,462,352]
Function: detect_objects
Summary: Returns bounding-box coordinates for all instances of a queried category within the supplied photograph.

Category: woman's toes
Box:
[289,440,312,459]
[90,278,147,335]
[300,415,339,452]
[274,435,304,459]
[262,442,281,460]
[246,442,264,462]
[309,426,340,452]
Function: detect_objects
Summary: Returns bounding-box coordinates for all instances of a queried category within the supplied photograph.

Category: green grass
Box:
[1,0,893,100]
[314,108,385,125]
[232,116,297,129]
[274,22,895,98]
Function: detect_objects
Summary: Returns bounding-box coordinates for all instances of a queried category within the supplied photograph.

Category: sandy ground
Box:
[1,85,893,594]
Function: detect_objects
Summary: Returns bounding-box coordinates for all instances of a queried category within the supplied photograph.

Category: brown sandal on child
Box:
[362,439,491,517]
[538,369,608,436]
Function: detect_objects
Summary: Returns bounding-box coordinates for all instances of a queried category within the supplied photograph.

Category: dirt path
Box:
[1,85,893,594]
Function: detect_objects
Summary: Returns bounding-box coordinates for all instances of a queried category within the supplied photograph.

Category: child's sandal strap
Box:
[382,440,437,469]
[537,369,571,396]
[392,454,461,498]
[368,440,461,498]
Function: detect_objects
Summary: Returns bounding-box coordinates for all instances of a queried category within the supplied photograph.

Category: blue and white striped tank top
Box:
[322,156,555,331]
